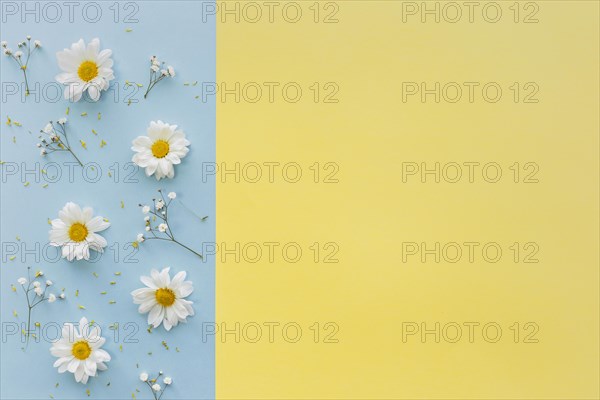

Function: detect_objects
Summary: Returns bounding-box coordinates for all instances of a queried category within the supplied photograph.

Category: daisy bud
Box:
[40,149,47,156]
[152,384,161,392]
[161,69,168,76]
[26,35,31,40]
[159,371,163,375]
[57,117,67,125]
[144,216,150,222]
[137,233,145,243]
[34,40,41,47]
[48,293,56,303]
[3,48,12,55]
[167,192,176,200]
[145,226,151,232]
[36,143,41,148]
[163,377,172,385]
[1,41,7,48]
[59,293,66,299]
[142,205,150,214]
[46,280,53,286]
[37,271,44,276]
[17,277,27,285]
[139,372,149,382]
[167,66,175,77]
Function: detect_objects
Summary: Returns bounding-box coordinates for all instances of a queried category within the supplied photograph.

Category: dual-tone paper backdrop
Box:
[1,1,599,399]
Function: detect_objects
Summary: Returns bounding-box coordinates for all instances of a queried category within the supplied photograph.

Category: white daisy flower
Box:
[155,200,164,210]
[140,372,149,382]
[152,384,161,391]
[142,205,151,214]
[167,66,175,77]
[48,293,57,303]
[131,268,194,331]
[33,281,41,288]
[58,117,67,125]
[17,277,27,285]
[59,293,66,299]
[3,48,12,55]
[50,317,110,384]
[34,40,41,47]
[49,202,110,261]
[46,280,53,286]
[1,41,7,48]
[55,38,114,102]
[34,287,43,296]
[131,121,190,180]
[158,223,168,233]
[137,233,145,243]
[163,376,172,385]
[167,192,176,200]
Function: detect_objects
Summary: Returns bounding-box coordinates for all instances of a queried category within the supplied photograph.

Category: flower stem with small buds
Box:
[138,190,203,258]
[3,37,40,97]
[39,120,84,167]
[19,267,52,348]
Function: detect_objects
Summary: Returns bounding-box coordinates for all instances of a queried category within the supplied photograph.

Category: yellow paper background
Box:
[216,2,599,398]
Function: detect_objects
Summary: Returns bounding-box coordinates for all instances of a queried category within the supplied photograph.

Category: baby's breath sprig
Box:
[140,371,172,400]
[2,36,41,96]
[137,190,202,258]
[143,56,175,99]
[38,118,83,166]
[16,267,64,347]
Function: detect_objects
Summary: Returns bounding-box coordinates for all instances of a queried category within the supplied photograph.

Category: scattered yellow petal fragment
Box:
[80,140,87,149]
[81,112,87,117]
[6,116,12,126]
[100,140,107,148]
[66,107,70,115]
[78,305,85,310]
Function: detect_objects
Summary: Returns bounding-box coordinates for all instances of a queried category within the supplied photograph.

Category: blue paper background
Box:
[0,1,215,399]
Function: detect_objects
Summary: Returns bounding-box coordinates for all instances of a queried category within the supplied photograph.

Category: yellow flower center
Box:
[72,340,92,360]
[68,223,88,242]
[77,60,99,82]
[151,140,170,158]
[155,288,176,307]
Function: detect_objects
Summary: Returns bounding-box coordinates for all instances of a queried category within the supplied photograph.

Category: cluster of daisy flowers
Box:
[38,118,84,166]
[2,36,41,96]
[140,370,173,400]
[144,55,176,98]
[16,267,64,345]
[137,190,202,258]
